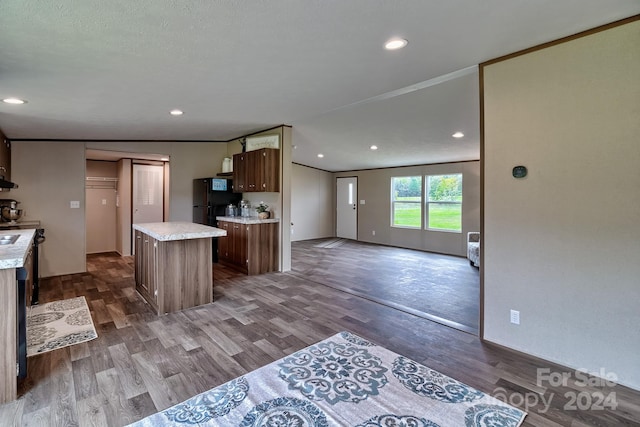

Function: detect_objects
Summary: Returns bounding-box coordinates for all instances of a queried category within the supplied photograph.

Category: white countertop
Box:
[132,221,227,241]
[0,229,35,269]
[216,216,280,224]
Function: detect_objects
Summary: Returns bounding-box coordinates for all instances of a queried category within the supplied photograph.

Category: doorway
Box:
[85,160,118,254]
[132,164,164,225]
[336,177,357,240]
[85,150,169,262]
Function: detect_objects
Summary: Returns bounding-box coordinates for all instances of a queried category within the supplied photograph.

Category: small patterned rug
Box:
[27,296,98,357]
[129,331,526,426]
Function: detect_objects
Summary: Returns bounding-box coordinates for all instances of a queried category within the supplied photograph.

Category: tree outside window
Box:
[391,176,422,228]
[426,174,462,232]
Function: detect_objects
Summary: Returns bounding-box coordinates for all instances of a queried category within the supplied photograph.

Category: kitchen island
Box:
[0,229,35,404]
[132,222,226,315]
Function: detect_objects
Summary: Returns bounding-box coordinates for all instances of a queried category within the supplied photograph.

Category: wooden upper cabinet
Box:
[232,148,279,193]
[0,131,11,185]
[233,153,247,192]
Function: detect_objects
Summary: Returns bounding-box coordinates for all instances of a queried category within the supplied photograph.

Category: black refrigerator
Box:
[193,178,241,261]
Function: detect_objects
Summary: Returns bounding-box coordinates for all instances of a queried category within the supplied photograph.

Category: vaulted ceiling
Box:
[1,1,638,171]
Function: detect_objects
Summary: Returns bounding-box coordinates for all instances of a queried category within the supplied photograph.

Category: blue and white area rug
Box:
[27,296,98,357]
[129,331,526,426]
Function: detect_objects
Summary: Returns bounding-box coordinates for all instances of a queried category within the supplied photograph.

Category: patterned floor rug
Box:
[27,296,98,357]
[128,331,526,426]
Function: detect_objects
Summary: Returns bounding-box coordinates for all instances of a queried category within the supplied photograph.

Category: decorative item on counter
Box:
[226,204,237,217]
[256,201,270,219]
[240,200,251,217]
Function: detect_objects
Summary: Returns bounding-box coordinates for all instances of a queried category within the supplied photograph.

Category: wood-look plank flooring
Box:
[0,252,638,426]
[291,238,480,333]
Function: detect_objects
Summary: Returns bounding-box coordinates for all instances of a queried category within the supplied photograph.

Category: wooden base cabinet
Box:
[217,221,278,275]
[134,230,213,315]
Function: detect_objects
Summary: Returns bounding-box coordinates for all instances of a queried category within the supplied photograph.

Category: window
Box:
[391,176,422,228]
[426,174,462,232]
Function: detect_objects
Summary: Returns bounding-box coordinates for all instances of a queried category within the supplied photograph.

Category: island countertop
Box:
[132,221,227,241]
[0,229,36,269]
[216,216,280,225]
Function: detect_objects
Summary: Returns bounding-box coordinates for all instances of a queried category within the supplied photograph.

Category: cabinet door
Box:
[0,137,10,182]
[247,223,278,275]
[217,221,230,261]
[233,153,246,193]
[24,249,33,307]
[229,223,242,266]
[145,237,158,304]
[134,231,144,290]
[236,224,248,271]
[261,149,279,192]
[245,150,261,192]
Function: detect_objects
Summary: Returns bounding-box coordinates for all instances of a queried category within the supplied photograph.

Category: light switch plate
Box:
[70,201,80,209]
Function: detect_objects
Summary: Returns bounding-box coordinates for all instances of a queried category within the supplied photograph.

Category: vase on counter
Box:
[258,211,269,219]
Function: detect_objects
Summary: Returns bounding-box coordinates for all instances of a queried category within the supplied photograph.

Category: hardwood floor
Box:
[0,252,638,426]
[291,238,480,333]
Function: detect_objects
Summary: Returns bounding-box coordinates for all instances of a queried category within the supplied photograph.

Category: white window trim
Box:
[425,174,463,233]
[391,176,422,229]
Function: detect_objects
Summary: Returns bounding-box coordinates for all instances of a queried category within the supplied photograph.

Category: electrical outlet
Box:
[510,309,520,325]
[372,230,376,236]
[70,201,80,209]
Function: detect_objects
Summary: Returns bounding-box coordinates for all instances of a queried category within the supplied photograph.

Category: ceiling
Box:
[1,2,638,172]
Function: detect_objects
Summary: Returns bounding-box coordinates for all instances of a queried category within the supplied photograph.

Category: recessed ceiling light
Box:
[370,145,378,150]
[384,38,408,50]
[170,109,183,116]
[3,98,26,105]
[317,153,324,158]
[452,132,464,138]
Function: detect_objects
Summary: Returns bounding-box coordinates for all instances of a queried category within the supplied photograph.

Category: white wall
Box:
[482,20,640,389]
[291,164,334,241]
[12,141,230,276]
[334,161,480,257]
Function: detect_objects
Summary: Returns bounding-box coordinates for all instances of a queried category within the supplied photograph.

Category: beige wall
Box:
[291,164,334,242]
[12,141,230,276]
[334,161,480,256]
[11,143,86,276]
[116,159,132,255]
[482,20,640,389]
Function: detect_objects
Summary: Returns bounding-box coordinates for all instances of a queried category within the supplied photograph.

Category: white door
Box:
[336,177,357,240]
[133,164,164,225]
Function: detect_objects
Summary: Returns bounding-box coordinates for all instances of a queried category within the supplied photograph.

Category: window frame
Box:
[425,173,463,233]
[390,175,423,229]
